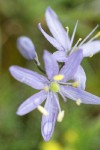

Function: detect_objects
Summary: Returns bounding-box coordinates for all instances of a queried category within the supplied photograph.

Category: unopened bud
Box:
[17,36,36,60]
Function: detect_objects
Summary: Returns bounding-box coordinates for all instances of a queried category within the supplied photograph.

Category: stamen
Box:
[71,38,82,53]
[57,110,65,122]
[65,26,69,33]
[53,74,64,81]
[58,82,73,85]
[94,31,100,38]
[44,86,49,92]
[37,105,49,116]
[76,99,81,106]
[79,24,99,47]
[89,54,93,58]
[69,20,78,49]
[72,81,80,87]
[88,31,100,43]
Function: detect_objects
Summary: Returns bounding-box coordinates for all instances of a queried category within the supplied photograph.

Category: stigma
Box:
[50,82,60,93]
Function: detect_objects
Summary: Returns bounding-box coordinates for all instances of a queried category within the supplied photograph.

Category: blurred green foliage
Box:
[0,0,100,150]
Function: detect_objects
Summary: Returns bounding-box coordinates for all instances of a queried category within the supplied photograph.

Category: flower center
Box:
[50,82,60,92]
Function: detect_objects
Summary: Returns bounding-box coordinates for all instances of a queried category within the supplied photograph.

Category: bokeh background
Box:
[0,0,100,150]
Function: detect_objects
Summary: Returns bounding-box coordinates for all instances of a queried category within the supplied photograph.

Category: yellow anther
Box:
[72,81,80,87]
[37,105,49,116]
[89,54,93,58]
[71,38,82,53]
[44,86,49,92]
[76,99,81,106]
[53,74,64,81]
[65,26,69,32]
[79,38,82,41]
[94,31,100,38]
[57,110,65,122]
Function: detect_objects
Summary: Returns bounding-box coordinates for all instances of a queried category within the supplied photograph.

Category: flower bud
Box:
[17,36,36,60]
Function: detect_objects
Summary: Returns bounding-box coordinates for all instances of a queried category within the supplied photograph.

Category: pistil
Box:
[50,82,60,93]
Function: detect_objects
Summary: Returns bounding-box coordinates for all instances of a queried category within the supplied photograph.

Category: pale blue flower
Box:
[9,50,100,141]
[38,7,100,59]
[38,7,100,90]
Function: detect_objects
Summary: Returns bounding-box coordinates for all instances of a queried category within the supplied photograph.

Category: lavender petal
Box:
[45,7,70,51]
[43,50,59,80]
[80,40,100,57]
[38,23,64,51]
[41,92,58,141]
[16,90,47,116]
[72,65,86,90]
[9,66,49,90]
[53,50,67,62]
[61,86,100,104]
[59,49,83,82]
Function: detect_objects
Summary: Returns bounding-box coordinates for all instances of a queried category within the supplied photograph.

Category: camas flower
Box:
[38,7,100,90]
[9,50,100,141]
[38,7,100,61]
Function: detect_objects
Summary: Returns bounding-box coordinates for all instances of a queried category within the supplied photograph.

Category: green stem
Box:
[34,60,46,74]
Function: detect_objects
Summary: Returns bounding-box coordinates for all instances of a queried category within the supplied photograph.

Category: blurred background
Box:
[0,0,100,150]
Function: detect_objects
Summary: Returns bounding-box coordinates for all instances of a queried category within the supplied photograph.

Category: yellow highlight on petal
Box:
[76,99,81,106]
[72,81,80,87]
[53,74,64,81]
[44,86,49,92]
[37,105,49,116]
[57,110,65,122]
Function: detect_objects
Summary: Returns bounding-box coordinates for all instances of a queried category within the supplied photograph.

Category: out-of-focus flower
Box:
[64,129,79,144]
[40,141,62,150]
[38,7,100,60]
[9,50,100,141]
[17,36,40,65]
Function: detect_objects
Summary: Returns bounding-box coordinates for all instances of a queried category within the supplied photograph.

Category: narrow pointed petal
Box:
[53,50,67,62]
[43,50,59,80]
[9,66,49,90]
[38,23,64,51]
[61,86,100,104]
[41,92,58,141]
[72,65,86,90]
[59,49,83,82]
[80,40,100,57]
[16,90,47,116]
[17,36,36,60]
[45,7,70,51]
[69,20,78,49]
